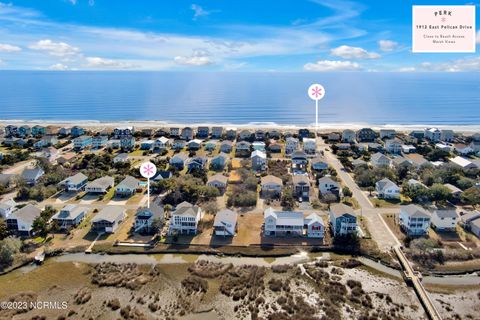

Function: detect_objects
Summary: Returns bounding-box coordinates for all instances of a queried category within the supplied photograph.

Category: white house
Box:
[0,199,16,218]
[449,156,477,170]
[431,207,458,231]
[380,129,396,139]
[385,139,403,154]
[440,129,454,142]
[303,138,316,155]
[399,204,431,236]
[424,128,442,142]
[153,137,170,151]
[264,207,304,236]
[370,152,391,168]
[304,213,325,238]
[285,137,299,154]
[134,199,164,234]
[251,150,267,171]
[6,204,41,236]
[252,141,266,151]
[188,139,203,150]
[214,209,237,236]
[261,175,283,197]
[375,178,400,200]
[169,201,203,235]
[454,144,474,155]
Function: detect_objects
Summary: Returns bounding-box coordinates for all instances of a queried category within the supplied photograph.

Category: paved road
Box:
[317,138,400,251]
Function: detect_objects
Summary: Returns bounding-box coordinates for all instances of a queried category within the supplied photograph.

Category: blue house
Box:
[18,125,31,137]
[71,126,85,137]
[59,173,88,192]
[51,205,86,229]
[73,136,93,150]
[329,203,358,237]
[32,125,46,136]
[92,136,108,148]
[120,136,136,151]
[140,139,154,150]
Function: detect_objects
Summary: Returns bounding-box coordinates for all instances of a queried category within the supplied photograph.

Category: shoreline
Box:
[1,119,479,133]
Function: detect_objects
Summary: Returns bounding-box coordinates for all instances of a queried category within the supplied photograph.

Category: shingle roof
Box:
[86,176,114,189]
[52,205,86,220]
[261,175,282,186]
[214,209,237,227]
[117,176,140,190]
[376,178,398,191]
[61,172,88,186]
[8,204,41,225]
[207,174,228,184]
[401,204,431,219]
[21,167,44,181]
[292,174,309,185]
[92,206,125,223]
[174,201,201,217]
[329,203,356,218]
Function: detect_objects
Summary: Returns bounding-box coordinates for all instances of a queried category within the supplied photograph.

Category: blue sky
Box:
[0,0,479,71]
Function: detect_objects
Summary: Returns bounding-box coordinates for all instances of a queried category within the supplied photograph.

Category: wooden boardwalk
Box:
[393,246,442,320]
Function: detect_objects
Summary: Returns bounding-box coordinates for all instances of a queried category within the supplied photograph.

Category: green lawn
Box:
[372,198,401,208]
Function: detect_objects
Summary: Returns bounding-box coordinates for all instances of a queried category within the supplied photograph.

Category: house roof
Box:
[0,199,16,211]
[261,175,282,186]
[188,139,203,145]
[114,153,129,160]
[433,208,458,219]
[251,150,266,159]
[208,174,228,184]
[449,156,475,168]
[173,201,201,217]
[318,176,338,186]
[60,172,88,186]
[264,207,304,226]
[330,203,356,218]
[405,154,429,166]
[92,206,125,223]
[8,204,41,225]
[156,136,169,144]
[461,211,480,223]
[136,199,164,220]
[117,176,140,190]
[214,209,237,227]
[371,152,390,163]
[21,167,44,181]
[52,205,86,220]
[291,150,308,159]
[212,153,228,161]
[376,178,398,191]
[292,174,309,185]
[171,152,188,161]
[444,183,462,194]
[401,204,431,219]
[305,213,325,226]
[311,156,328,165]
[221,140,233,146]
[471,218,480,229]
[0,174,17,185]
[87,176,114,189]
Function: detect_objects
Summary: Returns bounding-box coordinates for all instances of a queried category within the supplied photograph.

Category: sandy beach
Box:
[1,119,479,134]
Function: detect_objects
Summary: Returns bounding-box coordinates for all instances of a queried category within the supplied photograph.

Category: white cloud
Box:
[0,43,21,52]
[191,4,212,20]
[477,30,480,44]
[174,50,213,66]
[84,56,135,69]
[29,39,80,57]
[68,0,77,5]
[378,40,398,52]
[330,45,380,59]
[48,63,69,70]
[403,57,480,72]
[398,67,416,72]
[304,60,361,71]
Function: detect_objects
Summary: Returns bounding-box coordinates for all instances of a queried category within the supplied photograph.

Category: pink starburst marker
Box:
[140,161,157,208]
[307,83,326,135]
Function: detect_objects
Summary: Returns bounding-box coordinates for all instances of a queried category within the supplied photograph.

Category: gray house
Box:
[59,172,88,192]
[91,206,126,233]
[21,167,44,185]
[6,204,41,236]
[115,176,141,197]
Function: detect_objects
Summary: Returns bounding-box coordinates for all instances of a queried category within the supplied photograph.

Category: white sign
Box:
[140,161,157,179]
[308,84,325,101]
[412,5,476,53]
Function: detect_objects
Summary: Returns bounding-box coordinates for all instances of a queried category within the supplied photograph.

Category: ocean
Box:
[0,71,479,126]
